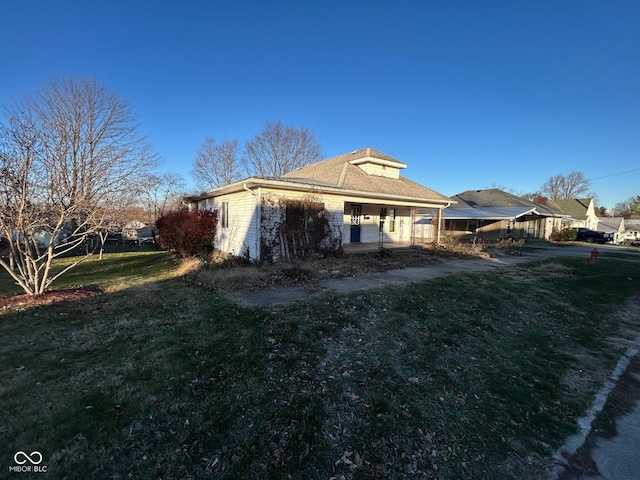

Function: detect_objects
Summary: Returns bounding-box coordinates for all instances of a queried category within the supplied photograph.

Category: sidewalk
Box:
[552,348,640,480]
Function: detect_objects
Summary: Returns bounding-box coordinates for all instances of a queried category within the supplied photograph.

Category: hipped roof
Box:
[282,147,451,202]
[189,147,453,206]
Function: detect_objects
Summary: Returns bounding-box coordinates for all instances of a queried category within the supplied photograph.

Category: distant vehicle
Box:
[575,228,609,244]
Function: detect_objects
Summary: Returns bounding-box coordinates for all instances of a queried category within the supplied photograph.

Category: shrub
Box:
[550,228,577,243]
[495,237,525,255]
[156,210,218,257]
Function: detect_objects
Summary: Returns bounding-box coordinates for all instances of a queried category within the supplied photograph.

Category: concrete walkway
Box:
[234,244,594,307]
[234,255,526,307]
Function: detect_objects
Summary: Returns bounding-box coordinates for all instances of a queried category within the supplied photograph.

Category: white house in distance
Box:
[187,148,453,262]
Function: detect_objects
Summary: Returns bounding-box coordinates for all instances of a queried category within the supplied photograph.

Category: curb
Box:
[547,334,640,480]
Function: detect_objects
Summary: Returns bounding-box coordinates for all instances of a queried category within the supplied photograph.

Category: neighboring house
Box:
[431,189,565,242]
[621,217,640,245]
[597,217,625,244]
[32,228,72,249]
[543,198,599,230]
[122,220,150,244]
[187,147,453,262]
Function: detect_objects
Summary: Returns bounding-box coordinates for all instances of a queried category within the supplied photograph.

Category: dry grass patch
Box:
[186,244,486,293]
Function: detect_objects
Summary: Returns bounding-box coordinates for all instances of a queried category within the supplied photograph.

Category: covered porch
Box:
[343,202,440,247]
[423,207,563,242]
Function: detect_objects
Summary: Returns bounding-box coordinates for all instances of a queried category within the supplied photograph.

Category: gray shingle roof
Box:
[283,147,451,202]
[188,148,453,205]
[451,188,563,216]
[597,217,624,233]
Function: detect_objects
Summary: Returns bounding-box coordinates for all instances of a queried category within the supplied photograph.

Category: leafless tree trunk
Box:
[192,136,242,190]
[244,121,322,177]
[0,77,158,295]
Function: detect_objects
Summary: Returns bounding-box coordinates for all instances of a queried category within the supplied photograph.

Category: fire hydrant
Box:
[589,248,600,263]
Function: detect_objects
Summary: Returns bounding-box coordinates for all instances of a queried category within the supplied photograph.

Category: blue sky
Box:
[2,1,638,210]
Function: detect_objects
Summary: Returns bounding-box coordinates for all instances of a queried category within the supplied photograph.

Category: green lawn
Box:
[0,251,178,299]
[1,251,639,479]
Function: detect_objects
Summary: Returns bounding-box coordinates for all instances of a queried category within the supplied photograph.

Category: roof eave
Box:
[187,178,454,208]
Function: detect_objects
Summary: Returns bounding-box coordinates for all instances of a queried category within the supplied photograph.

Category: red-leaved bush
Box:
[156,210,218,257]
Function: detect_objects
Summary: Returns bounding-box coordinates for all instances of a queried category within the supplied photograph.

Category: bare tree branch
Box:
[614,195,640,217]
[192,136,242,189]
[139,172,187,246]
[244,121,322,177]
[540,171,592,200]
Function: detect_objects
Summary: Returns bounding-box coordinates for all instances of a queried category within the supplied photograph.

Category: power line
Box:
[589,167,640,182]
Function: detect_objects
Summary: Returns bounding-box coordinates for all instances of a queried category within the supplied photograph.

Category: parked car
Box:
[575,228,609,244]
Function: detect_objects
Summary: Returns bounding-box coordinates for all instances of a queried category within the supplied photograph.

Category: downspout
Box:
[256,187,262,262]
[243,183,260,262]
[438,201,453,245]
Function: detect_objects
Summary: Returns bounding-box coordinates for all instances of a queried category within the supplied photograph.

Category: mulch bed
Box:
[0,287,103,309]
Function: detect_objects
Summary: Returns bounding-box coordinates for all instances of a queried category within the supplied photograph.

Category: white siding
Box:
[210,190,259,259]
[191,187,448,259]
[357,162,401,179]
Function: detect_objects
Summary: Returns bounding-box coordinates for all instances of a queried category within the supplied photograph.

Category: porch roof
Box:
[419,206,562,222]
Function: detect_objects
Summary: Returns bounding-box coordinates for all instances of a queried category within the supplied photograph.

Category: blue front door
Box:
[350,205,361,242]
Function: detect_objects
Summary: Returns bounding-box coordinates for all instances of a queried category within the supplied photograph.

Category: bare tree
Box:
[140,172,187,244]
[614,195,640,217]
[0,77,158,295]
[540,171,592,200]
[244,121,322,177]
[192,136,242,190]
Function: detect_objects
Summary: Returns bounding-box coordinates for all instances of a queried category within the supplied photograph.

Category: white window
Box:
[220,201,229,228]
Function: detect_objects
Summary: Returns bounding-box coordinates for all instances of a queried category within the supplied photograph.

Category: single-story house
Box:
[426,189,566,242]
[122,221,155,245]
[122,220,146,240]
[620,217,640,245]
[187,147,454,262]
